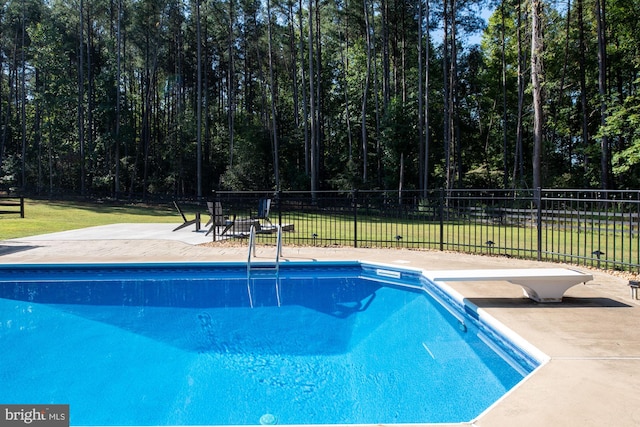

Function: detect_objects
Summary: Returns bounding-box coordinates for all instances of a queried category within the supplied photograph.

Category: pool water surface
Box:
[0,261,544,425]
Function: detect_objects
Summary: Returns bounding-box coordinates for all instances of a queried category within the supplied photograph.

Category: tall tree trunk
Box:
[0,24,4,171]
[47,116,53,195]
[501,1,508,188]
[391,0,399,98]
[443,0,457,189]
[203,19,211,182]
[115,0,122,197]
[578,0,589,184]
[196,0,203,197]
[267,0,280,190]
[531,0,543,189]
[139,7,163,199]
[314,0,322,184]
[513,0,525,186]
[450,0,459,188]
[381,0,390,109]
[369,0,382,185]
[227,0,235,167]
[361,0,372,183]
[21,0,27,190]
[308,0,318,193]
[341,0,353,161]
[86,3,94,191]
[595,0,609,188]
[442,0,450,189]
[141,64,150,197]
[418,0,424,191]
[399,152,404,200]
[400,2,407,103]
[288,1,299,128]
[34,69,41,192]
[298,0,310,175]
[78,0,86,195]
[549,0,572,178]
[423,0,430,194]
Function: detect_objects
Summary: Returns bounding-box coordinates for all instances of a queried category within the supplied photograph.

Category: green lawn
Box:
[0,199,181,240]
[269,211,638,270]
[2,199,637,272]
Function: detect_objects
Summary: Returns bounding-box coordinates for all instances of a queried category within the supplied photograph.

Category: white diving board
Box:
[424,268,594,303]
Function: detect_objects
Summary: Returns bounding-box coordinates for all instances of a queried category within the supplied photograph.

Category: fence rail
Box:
[0,196,24,218]
[207,189,640,273]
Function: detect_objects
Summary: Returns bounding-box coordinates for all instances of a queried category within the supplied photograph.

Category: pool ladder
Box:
[246,224,283,307]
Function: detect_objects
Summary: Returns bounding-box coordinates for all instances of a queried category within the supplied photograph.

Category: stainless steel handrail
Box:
[246,225,257,308]
[247,224,283,308]
[275,224,282,271]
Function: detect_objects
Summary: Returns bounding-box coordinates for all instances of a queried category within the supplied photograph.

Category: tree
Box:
[361,0,372,184]
[266,0,280,190]
[2,0,639,196]
[195,0,203,197]
[594,0,609,188]
[531,0,543,189]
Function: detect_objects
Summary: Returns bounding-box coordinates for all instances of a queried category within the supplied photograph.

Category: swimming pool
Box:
[0,261,547,425]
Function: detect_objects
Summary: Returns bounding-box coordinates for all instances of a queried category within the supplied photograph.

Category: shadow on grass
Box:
[33,199,178,218]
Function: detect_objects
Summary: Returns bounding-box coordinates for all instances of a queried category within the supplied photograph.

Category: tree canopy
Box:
[1,0,639,197]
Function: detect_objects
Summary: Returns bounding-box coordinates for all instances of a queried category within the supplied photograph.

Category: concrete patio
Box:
[2,223,640,426]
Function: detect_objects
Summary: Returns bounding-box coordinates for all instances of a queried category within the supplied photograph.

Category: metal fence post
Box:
[275,190,281,226]
[211,190,217,242]
[439,188,444,251]
[352,189,358,248]
[536,187,542,261]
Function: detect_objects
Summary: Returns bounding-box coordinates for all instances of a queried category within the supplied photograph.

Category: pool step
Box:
[249,264,279,273]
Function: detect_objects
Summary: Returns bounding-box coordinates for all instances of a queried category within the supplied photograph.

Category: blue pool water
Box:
[0,261,544,425]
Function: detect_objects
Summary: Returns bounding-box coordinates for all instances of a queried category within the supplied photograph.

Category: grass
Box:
[0,199,180,240]
[2,199,637,272]
[265,211,639,271]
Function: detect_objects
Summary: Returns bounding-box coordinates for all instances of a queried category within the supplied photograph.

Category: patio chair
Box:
[255,198,273,227]
[172,201,201,231]
[205,201,236,236]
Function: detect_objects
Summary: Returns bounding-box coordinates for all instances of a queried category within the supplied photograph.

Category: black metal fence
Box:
[208,189,640,273]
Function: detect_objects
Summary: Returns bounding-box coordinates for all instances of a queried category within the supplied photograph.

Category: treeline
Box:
[0,0,638,198]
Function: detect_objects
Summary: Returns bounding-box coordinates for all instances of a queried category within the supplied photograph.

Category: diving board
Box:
[424,268,593,303]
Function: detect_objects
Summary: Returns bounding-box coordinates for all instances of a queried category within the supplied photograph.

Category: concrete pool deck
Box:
[2,223,640,426]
